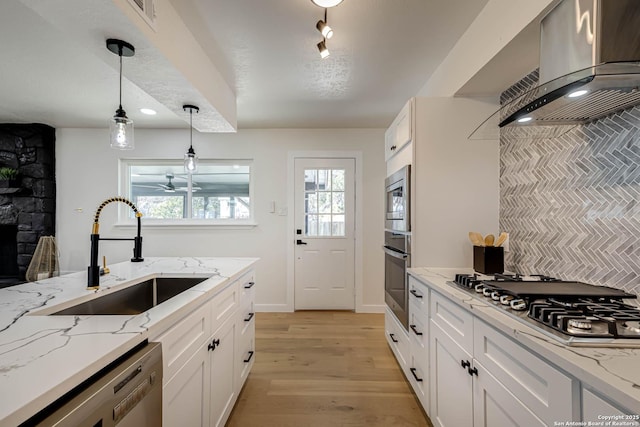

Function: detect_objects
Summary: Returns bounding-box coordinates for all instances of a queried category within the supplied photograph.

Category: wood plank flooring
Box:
[227,311,432,427]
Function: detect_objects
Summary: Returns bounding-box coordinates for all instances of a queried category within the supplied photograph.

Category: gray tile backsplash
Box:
[500,70,640,295]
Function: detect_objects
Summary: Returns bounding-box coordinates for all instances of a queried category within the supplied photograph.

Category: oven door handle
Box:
[382,246,408,260]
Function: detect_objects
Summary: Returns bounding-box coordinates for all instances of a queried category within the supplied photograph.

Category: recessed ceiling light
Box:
[517,117,533,123]
[140,108,157,115]
[311,0,343,7]
[567,89,588,98]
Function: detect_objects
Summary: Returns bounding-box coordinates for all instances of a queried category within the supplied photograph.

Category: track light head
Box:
[316,20,333,39]
[317,40,330,59]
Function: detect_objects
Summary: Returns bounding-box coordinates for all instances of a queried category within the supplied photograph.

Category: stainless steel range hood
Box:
[471,0,640,139]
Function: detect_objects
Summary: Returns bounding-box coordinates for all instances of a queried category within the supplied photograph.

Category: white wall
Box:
[55,128,385,312]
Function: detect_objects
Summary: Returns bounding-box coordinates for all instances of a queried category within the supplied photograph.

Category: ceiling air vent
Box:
[126,0,157,30]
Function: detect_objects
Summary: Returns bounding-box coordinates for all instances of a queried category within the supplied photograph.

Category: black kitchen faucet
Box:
[87,197,143,289]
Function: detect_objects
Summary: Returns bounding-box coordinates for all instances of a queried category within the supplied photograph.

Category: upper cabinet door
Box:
[385,98,414,162]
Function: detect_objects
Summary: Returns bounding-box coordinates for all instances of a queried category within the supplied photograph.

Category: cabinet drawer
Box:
[238,332,255,388]
[239,270,256,300]
[474,319,574,424]
[211,280,239,333]
[157,301,211,383]
[408,275,428,315]
[408,304,428,351]
[430,291,473,354]
[239,299,255,338]
[385,307,409,370]
[408,352,428,409]
[582,388,632,422]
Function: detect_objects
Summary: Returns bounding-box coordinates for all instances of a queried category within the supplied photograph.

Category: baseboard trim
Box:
[357,304,386,314]
[255,303,292,312]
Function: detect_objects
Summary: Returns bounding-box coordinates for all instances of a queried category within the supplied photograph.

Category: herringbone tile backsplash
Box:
[500,70,640,295]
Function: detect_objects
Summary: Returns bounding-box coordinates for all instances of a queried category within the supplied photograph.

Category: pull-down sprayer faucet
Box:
[88,197,143,289]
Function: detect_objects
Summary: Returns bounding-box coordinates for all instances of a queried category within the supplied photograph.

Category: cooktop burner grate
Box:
[450,273,640,343]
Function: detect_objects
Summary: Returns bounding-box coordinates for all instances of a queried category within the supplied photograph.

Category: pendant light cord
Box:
[118,47,123,110]
[189,108,193,149]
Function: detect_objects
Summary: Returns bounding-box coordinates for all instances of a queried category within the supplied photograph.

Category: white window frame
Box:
[117,158,256,228]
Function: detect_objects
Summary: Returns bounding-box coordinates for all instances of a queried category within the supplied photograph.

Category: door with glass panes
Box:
[294,158,355,310]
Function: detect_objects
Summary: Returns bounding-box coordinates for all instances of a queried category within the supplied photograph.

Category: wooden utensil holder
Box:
[473,246,504,274]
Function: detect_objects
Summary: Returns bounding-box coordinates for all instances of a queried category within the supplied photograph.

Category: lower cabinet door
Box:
[209,316,237,427]
[163,347,210,427]
[430,321,473,427]
[473,360,545,427]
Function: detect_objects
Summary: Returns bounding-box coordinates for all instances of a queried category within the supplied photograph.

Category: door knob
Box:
[296,239,308,245]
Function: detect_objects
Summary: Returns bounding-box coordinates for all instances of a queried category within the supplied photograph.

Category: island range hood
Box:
[472,0,640,139]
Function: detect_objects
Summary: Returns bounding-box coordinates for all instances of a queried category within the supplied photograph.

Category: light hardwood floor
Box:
[227,311,432,427]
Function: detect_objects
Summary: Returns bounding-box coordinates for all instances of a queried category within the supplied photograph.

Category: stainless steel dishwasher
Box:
[34,341,162,427]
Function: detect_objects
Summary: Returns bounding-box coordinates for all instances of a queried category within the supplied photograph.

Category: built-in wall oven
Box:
[385,165,410,233]
[384,231,410,329]
[384,165,411,329]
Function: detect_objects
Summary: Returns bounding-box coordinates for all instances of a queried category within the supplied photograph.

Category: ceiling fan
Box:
[132,173,200,192]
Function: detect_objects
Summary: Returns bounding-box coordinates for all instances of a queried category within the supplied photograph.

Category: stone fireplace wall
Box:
[0,124,55,284]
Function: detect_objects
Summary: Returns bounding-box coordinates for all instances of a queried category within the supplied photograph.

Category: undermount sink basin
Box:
[50,277,210,316]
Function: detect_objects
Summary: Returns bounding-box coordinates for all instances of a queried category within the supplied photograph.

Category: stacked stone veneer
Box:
[500,70,640,295]
[0,124,55,282]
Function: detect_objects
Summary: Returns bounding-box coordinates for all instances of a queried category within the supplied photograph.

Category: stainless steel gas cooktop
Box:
[449,273,640,347]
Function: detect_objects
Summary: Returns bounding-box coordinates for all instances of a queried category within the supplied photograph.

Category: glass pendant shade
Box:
[109,108,134,150]
[183,104,200,174]
[106,39,135,151]
[184,146,198,173]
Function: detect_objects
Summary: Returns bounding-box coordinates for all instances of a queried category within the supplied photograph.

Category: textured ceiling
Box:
[0,0,496,131]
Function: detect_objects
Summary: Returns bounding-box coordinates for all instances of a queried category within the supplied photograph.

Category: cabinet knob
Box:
[208,338,221,351]
[461,360,470,369]
[390,145,397,151]
[468,366,478,376]
[389,333,398,343]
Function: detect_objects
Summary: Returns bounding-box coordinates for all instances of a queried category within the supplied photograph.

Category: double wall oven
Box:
[384,165,410,329]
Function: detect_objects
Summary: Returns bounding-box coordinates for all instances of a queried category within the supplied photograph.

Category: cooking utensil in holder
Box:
[473,245,504,274]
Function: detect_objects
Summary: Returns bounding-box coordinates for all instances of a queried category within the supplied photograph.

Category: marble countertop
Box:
[408,267,640,413]
[0,257,258,426]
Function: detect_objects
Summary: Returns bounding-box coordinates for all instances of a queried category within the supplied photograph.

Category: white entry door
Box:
[294,158,355,310]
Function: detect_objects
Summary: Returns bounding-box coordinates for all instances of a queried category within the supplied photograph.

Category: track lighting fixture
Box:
[316,9,333,39]
[311,0,343,7]
[317,40,330,59]
[106,39,135,150]
[183,104,199,173]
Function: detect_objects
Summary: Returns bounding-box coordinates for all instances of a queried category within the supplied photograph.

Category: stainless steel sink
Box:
[50,277,209,316]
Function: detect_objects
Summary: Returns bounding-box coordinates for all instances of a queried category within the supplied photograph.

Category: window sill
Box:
[114,220,258,230]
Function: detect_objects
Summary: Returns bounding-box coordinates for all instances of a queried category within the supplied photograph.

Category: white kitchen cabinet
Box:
[385,306,409,372]
[163,342,210,426]
[407,276,429,409]
[582,388,635,423]
[385,97,499,268]
[407,284,575,427]
[156,269,256,427]
[430,321,473,427]
[209,315,237,427]
[385,98,414,162]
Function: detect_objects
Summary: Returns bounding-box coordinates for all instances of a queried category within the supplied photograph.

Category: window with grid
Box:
[120,159,253,222]
[304,168,345,236]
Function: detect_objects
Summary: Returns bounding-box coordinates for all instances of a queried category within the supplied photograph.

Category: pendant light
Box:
[183,104,199,173]
[106,39,135,150]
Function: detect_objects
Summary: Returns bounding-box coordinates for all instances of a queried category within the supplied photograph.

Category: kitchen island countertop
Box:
[0,257,258,426]
[408,267,640,415]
